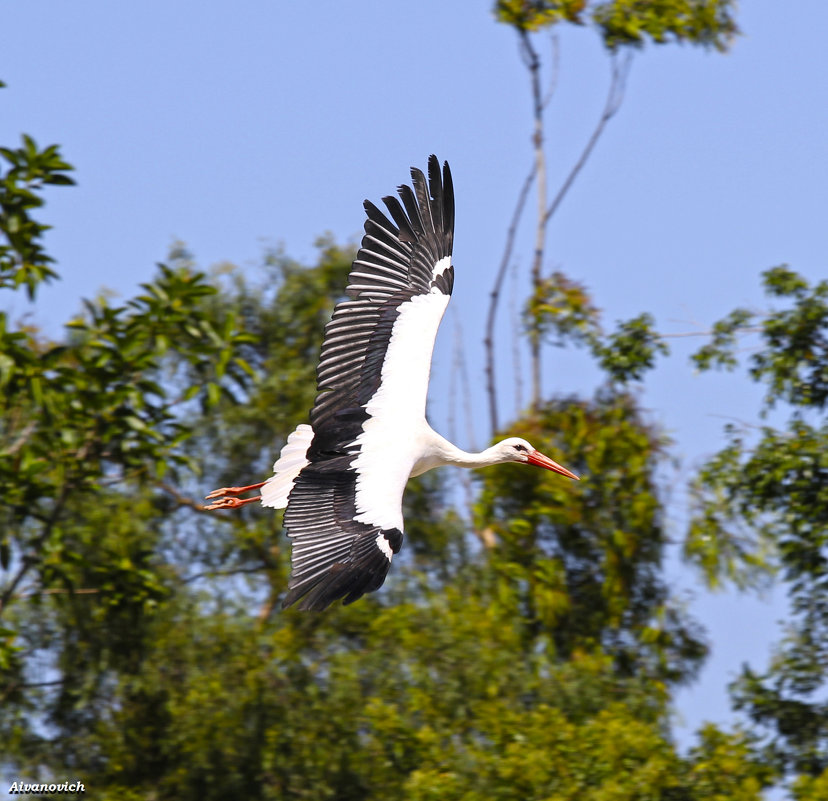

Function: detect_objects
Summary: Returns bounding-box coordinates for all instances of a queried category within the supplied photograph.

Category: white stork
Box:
[205,156,578,610]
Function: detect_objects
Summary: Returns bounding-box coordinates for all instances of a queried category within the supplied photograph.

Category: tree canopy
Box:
[686,267,828,794]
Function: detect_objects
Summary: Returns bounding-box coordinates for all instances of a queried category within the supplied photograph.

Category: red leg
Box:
[205,481,266,501]
[204,495,262,511]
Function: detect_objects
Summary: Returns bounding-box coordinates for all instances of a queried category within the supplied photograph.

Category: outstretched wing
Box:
[282,155,455,611]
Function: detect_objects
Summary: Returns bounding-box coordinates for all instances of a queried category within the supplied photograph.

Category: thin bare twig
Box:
[258,592,278,624]
[706,413,765,431]
[658,327,761,339]
[544,50,632,227]
[520,28,548,411]
[541,32,560,109]
[448,310,459,446]
[2,419,38,457]
[451,315,483,543]
[510,258,524,412]
[0,465,77,618]
[1,677,66,705]
[457,320,477,454]
[157,481,211,512]
[181,565,268,584]
[485,165,536,434]
[491,33,631,424]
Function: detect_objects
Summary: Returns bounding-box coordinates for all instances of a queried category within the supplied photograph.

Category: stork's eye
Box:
[514,444,528,452]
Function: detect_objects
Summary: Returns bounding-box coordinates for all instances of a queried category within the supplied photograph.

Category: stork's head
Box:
[494,437,579,480]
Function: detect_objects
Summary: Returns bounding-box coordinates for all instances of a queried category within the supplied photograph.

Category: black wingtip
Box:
[440,160,454,250]
[281,558,390,612]
[423,155,454,249]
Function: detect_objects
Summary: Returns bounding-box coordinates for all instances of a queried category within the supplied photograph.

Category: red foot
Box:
[204,480,266,511]
[205,481,266,500]
[204,495,261,511]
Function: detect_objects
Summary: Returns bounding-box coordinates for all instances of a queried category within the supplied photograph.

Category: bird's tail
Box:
[260,424,314,509]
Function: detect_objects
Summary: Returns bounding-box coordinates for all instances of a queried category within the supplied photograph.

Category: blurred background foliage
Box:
[2,2,828,798]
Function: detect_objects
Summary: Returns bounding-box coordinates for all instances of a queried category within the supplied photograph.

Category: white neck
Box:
[410,429,508,477]
[440,442,506,468]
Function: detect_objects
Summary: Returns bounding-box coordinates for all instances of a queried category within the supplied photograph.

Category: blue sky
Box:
[3,0,826,751]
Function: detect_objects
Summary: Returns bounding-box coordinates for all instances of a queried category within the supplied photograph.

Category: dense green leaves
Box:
[478,393,706,684]
[593,0,738,50]
[495,0,738,50]
[526,269,669,383]
[691,307,755,372]
[526,270,600,349]
[0,139,254,707]
[688,266,828,789]
[496,0,589,32]
[692,267,828,410]
[753,267,828,410]
[0,134,74,299]
[595,312,669,383]
[7,576,769,801]
[687,267,828,588]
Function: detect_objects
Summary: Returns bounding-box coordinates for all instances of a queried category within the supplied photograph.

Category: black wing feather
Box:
[282,156,454,611]
[411,168,434,235]
[398,183,426,238]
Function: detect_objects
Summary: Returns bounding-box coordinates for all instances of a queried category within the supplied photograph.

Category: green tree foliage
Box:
[478,393,706,684]
[526,271,601,350]
[6,574,770,800]
[0,133,73,298]
[688,266,828,789]
[495,0,738,50]
[0,137,252,706]
[527,270,670,384]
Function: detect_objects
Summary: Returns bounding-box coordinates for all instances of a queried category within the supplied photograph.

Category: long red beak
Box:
[526,450,580,480]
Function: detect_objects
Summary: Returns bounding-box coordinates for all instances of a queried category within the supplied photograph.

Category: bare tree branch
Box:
[544,50,632,227]
[519,28,549,411]
[1,419,38,457]
[181,565,269,584]
[492,34,632,423]
[455,316,477,454]
[658,327,761,339]
[450,314,485,545]
[510,258,524,412]
[448,311,460,444]
[0,459,78,618]
[157,481,212,512]
[484,165,535,434]
[541,32,560,109]
[0,555,38,616]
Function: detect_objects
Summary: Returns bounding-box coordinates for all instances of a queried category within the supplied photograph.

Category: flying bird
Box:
[205,156,578,610]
